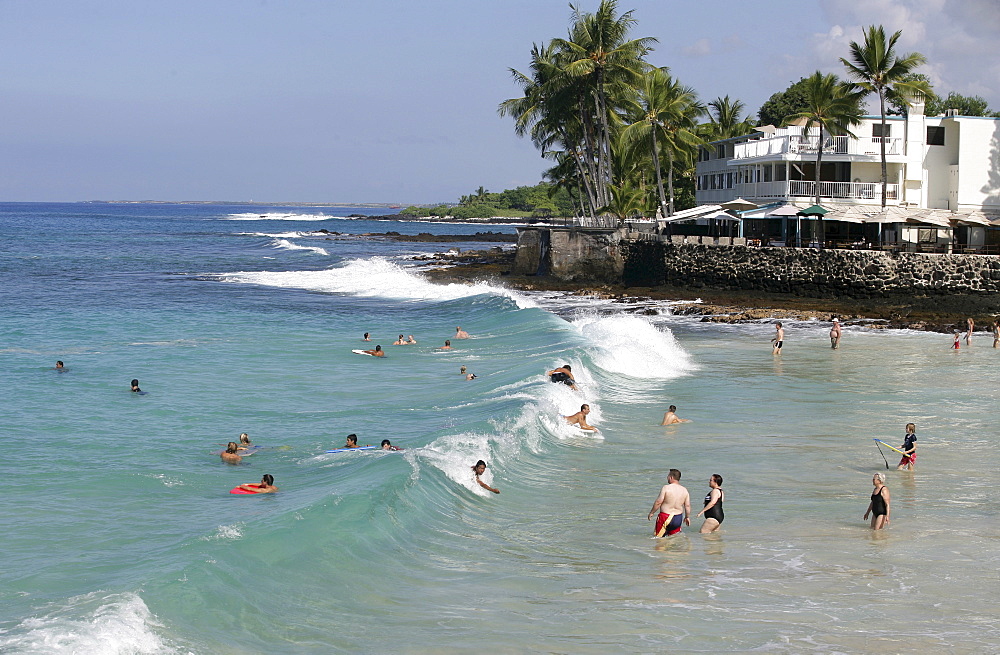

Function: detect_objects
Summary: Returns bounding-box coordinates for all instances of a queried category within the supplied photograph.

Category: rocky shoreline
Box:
[413,247,999,334]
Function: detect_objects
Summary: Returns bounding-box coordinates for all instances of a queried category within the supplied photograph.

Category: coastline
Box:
[416,246,999,333]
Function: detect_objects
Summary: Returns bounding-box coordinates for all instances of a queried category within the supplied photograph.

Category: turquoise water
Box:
[2,203,998,653]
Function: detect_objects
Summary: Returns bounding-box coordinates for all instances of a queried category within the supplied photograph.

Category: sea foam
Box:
[225,212,335,221]
[219,257,536,308]
[0,592,172,655]
[270,238,329,256]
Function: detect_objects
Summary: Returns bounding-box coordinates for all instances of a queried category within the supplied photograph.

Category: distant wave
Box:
[218,257,536,308]
[573,314,695,380]
[270,238,329,256]
[225,212,337,221]
[238,231,314,238]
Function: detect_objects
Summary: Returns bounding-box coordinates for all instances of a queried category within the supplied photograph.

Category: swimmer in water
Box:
[363,332,371,341]
[564,404,598,432]
[239,474,278,494]
[54,360,65,370]
[830,317,842,349]
[771,322,784,355]
[406,335,417,344]
[439,340,452,350]
[547,364,578,391]
[647,468,691,537]
[221,442,242,465]
[454,326,469,339]
[466,373,478,380]
[362,345,385,357]
[472,460,499,494]
[393,334,407,345]
[460,366,467,375]
[236,432,252,451]
[660,405,691,425]
[130,379,142,392]
[343,434,364,449]
[381,439,402,451]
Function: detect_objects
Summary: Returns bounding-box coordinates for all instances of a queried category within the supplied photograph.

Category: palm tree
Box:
[841,25,931,207]
[784,72,863,205]
[598,180,647,223]
[706,95,755,140]
[620,67,704,217]
[555,0,656,210]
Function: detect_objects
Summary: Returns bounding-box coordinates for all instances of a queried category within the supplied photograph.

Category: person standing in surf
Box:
[472,460,499,494]
[830,317,842,349]
[660,405,691,425]
[696,474,725,533]
[965,317,974,346]
[863,473,890,529]
[454,326,469,339]
[647,468,691,537]
[897,423,917,470]
[992,319,999,348]
[771,322,784,355]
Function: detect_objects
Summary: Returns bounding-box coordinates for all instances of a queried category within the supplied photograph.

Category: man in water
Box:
[547,364,578,391]
[771,322,784,355]
[238,474,278,494]
[660,405,690,425]
[381,439,402,451]
[54,360,65,370]
[221,442,242,464]
[564,404,597,432]
[465,372,478,380]
[362,345,385,357]
[439,340,453,350]
[647,468,691,537]
[454,326,469,339]
[344,434,364,449]
[830,317,842,349]
[130,379,142,392]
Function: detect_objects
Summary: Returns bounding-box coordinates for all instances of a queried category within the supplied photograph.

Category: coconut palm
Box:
[620,67,704,217]
[598,180,647,223]
[554,0,656,209]
[784,72,864,205]
[706,95,755,140]
[841,25,932,207]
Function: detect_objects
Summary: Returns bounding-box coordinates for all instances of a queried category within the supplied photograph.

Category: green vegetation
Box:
[399,182,577,219]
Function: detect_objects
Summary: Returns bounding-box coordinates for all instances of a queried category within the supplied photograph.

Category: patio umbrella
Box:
[766,204,801,217]
[794,205,828,248]
[721,198,759,212]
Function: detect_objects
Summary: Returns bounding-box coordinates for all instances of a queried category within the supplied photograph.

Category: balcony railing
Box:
[713,180,901,202]
[733,135,904,160]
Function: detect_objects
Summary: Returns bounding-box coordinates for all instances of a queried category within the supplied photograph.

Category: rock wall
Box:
[513,227,625,282]
[622,240,1000,297]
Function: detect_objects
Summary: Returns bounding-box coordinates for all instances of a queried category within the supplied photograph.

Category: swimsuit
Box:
[703,490,725,523]
[655,512,684,537]
[774,340,783,349]
[550,372,573,386]
[870,487,888,517]
[898,433,917,465]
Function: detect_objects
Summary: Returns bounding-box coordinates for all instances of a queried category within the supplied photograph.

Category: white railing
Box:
[733,135,904,159]
[787,180,900,201]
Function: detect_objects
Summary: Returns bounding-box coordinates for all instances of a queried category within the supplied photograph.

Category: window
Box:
[763,165,772,183]
[918,228,937,243]
[775,165,786,182]
[927,126,945,146]
[726,172,733,189]
[716,144,726,159]
[873,123,892,138]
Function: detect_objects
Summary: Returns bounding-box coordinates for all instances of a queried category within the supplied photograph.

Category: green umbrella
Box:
[797,204,829,216]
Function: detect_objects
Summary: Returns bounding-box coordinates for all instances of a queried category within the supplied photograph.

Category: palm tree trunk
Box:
[878,89,888,209]
[815,126,824,248]
[651,126,666,214]
[666,150,676,216]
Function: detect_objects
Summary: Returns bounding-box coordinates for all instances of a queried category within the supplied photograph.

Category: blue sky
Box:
[1,0,996,203]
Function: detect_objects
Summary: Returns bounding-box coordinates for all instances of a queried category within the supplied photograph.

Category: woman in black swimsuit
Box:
[863,472,890,530]
[697,474,725,533]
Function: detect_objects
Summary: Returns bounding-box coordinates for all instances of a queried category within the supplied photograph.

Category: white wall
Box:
[954,117,1000,211]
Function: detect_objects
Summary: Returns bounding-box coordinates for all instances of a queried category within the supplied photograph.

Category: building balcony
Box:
[732,135,904,161]
[699,180,901,205]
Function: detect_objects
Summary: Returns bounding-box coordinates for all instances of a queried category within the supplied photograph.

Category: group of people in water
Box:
[951,317,1000,349]
[773,315,1000,354]
[360,326,470,357]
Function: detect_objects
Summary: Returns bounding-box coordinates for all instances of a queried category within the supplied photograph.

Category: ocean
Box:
[1,202,997,653]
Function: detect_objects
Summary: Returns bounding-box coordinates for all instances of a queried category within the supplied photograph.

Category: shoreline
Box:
[415,247,998,334]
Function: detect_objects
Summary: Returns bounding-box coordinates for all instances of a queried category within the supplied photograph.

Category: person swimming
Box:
[344,434,360,449]
[220,442,242,464]
[54,360,65,371]
[130,379,142,392]
[238,474,278,494]
[406,335,417,344]
[363,332,371,341]
[381,439,402,451]
[472,460,499,494]
[547,364,578,390]
[236,432,253,451]
[393,334,407,345]
[564,404,597,432]
[362,345,385,357]
[454,326,469,339]
[439,340,452,350]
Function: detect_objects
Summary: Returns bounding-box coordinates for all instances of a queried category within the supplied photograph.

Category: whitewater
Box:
[2,202,998,653]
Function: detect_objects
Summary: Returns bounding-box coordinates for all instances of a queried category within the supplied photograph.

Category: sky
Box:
[1,0,997,203]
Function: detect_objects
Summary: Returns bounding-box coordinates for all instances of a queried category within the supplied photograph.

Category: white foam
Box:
[201,523,245,541]
[0,592,172,654]
[419,432,498,496]
[238,231,313,238]
[573,314,695,380]
[218,257,536,308]
[270,238,329,256]
[225,212,334,221]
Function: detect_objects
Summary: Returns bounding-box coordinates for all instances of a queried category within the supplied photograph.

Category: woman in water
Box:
[696,474,725,533]
[237,432,252,449]
[472,460,499,494]
[130,379,141,392]
[238,474,278,494]
[863,472,890,529]
[220,442,242,465]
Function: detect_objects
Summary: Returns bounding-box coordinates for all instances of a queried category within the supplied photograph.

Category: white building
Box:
[692,101,1000,252]
[696,100,1000,212]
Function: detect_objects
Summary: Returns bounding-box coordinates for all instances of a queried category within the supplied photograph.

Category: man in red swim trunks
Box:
[647,468,691,537]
